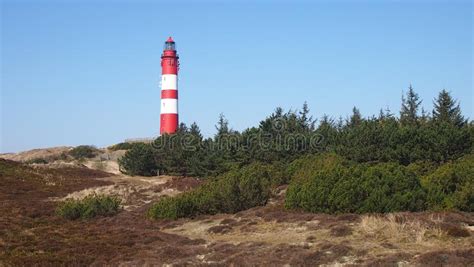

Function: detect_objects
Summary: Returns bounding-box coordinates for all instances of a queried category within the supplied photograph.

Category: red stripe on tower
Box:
[160,37,179,135]
[161,90,178,99]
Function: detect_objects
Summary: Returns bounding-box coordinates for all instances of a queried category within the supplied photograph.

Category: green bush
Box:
[148,163,281,219]
[69,145,99,159]
[118,143,158,176]
[286,153,350,181]
[406,161,439,177]
[108,142,145,151]
[423,154,474,211]
[56,194,121,220]
[26,158,48,164]
[285,154,426,213]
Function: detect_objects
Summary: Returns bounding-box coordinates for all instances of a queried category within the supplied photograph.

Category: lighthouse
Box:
[160,37,179,135]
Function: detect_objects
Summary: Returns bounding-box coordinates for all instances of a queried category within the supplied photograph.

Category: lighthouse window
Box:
[164,42,175,51]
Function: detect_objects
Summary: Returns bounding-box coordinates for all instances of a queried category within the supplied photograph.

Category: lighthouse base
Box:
[160,114,179,134]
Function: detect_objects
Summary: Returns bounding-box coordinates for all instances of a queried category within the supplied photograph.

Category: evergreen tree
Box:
[215,113,230,138]
[385,107,394,118]
[189,122,203,139]
[420,107,430,124]
[378,108,386,120]
[118,143,158,176]
[317,115,338,151]
[348,107,362,127]
[433,89,465,126]
[319,114,333,127]
[274,107,284,117]
[178,122,188,133]
[400,85,422,126]
[298,102,314,130]
[336,116,344,129]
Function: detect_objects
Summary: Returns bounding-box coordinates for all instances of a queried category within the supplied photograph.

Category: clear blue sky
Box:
[1,0,472,153]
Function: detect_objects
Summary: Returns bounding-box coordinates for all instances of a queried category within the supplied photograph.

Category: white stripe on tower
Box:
[161,74,177,90]
[161,99,178,114]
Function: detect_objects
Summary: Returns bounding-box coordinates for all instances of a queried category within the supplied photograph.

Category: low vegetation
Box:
[358,214,446,243]
[56,194,121,220]
[69,145,99,159]
[423,154,474,211]
[25,157,49,164]
[285,154,427,213]
[2,154,471,265]
[108,142,146,151]
[286,153,473,213]
[148,163,283,219]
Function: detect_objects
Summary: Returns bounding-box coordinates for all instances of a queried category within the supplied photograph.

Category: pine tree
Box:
[385,107,394,118]
[215,113,229,137]
[274,107,284,117]
[400,85,422,125]
[336,116,344,129]
[319,114,334,129]
[348,107,362,127]
[317,114,337,150]
[189,122,202,138]
[420,107,430,124]
[433,89,465,126]
[378,108,386,120]
[298,102,314,130]
[178,122,188,133]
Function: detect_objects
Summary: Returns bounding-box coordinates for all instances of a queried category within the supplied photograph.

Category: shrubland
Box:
[285,153,427,213]
[116,87,473,217]
[423,153,473,212]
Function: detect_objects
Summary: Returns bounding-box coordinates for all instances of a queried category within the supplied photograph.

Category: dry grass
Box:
[163,212,472,265]
[358,214,446,244]
[163,216,317,245]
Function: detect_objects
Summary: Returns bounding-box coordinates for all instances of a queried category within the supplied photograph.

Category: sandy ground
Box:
[0,146,126,174]
[56,174,182,211]
[0,146,72,162]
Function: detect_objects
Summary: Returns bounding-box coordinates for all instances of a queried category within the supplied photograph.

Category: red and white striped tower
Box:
[160,37,179,134]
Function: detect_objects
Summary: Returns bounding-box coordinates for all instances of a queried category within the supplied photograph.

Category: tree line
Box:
[119,87,472,177]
